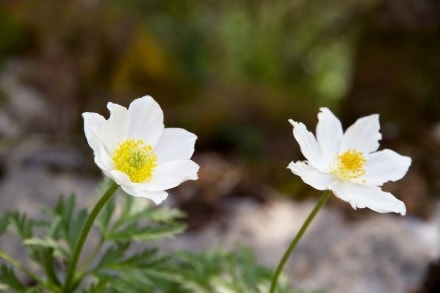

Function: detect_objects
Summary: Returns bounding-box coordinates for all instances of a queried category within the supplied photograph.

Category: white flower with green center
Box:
[83,95,199,204]
[288,108,411,215]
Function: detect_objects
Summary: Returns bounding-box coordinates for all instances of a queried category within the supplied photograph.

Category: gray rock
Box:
[163,197,440,293]
[0,60,49,137]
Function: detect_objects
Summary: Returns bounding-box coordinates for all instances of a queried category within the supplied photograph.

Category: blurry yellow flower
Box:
[83,96,199,204]
[288,108,411,215]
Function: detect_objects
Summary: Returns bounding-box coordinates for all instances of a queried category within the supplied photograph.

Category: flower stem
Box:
[269,190,331,293]
[63,182,119,292]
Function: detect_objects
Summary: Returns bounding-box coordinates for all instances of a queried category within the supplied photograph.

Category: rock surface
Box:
[162,197,440,292]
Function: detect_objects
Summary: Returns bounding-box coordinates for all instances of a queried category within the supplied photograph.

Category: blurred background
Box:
[0,0,439,292]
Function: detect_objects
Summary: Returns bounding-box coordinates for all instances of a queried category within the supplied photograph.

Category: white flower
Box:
[288,108,411,215]
[83,95,199,204]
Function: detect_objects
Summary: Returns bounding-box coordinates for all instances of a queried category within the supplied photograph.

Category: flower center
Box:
[330,149,366,181]
[112,139,157,183]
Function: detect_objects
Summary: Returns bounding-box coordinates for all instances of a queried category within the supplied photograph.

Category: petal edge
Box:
[288,161,333,191]
[330,181,406,215]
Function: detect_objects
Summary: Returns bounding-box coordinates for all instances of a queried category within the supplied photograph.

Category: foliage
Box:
[171,249,292,293]
[0,182,292,292]
[0,0,379,134]
[108,0,374,97]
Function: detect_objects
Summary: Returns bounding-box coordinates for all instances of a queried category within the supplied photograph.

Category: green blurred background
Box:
[0,0,439,217]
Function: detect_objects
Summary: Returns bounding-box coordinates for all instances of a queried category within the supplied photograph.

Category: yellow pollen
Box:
[112,139,157,183]
[330,149,366,180]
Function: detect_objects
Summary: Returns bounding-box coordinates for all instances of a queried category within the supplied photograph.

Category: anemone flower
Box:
[288,108,411,215]
[83,95,199,204]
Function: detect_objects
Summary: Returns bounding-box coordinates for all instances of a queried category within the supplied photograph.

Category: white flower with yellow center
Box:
[288,108,411,215]
[83,95,199,204]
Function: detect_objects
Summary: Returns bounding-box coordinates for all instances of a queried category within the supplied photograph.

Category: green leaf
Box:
[7,211,33,239]
[84,279,107,293]
[90,242,130,273]
[113,205,185,230]
[102,195,187,243]
[170,248,294,292]
[144,207,186,223]
[23,287,42,293]
[91,246,165,277]
[100,270,155,292]
[24,237,68,259]
[0,264,25,290]
[55,195,80,249]
[110,248,165,269]
[43,195,89,252]
[67,208,88,249]
[94,266,182,292]
[22,238,62,287]
[35,248,61,287]
[55,195,75,225]
[47,216,62,238]
[88,245,185,292]
[107,222,186,242]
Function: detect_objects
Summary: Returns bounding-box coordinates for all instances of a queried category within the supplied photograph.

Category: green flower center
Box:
[113,139,157,183]
[330,148,366,180]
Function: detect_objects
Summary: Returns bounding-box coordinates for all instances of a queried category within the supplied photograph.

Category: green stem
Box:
[63,182,119,292]
[0,249,47,288]
[269,190,331,293]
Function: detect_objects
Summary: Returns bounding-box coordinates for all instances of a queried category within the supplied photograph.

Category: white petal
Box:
[127,96,164,146]
[83,113,116,173]
[94,143,115,170]
[109,169,133,187]
[287,161,333,190]
[110,170,168,204]
[341,114,381,154]
[108,160,198,202]
[100,168,114,181]
[111,170,170,204]
[330,181,406,215]
[122,186,168,204]
[146,160,199,191]
[365,149,411,186]
[101,102,129,153]
[130,190,168,205]
[83,112,105,151]
[289,119,324,169]
[316,108,343,167]
[155,128,197,164]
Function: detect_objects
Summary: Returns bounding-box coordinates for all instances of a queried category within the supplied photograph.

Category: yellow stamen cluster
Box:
[113,139,157,183]
[330,149,366,181]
